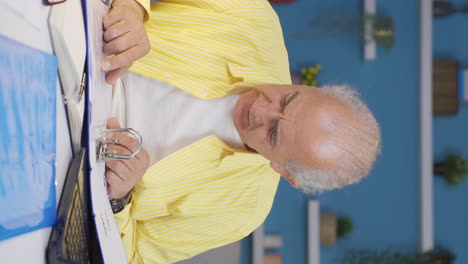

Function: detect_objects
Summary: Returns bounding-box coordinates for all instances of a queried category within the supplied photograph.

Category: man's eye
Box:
[270,125,278,146]
[280,95,286,109]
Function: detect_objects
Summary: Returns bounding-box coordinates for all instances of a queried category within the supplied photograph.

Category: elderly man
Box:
[102,0,381,263]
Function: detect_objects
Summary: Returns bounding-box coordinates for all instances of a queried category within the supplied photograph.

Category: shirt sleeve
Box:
[131,0,291,99]
[114,171,252,264]
[114,182,247,263]
[114,138,279,264]
[157,0,271,13]
[127,214,244,264]
[113,196,137,263]
[134,0,150,22]
[114,174,269,264]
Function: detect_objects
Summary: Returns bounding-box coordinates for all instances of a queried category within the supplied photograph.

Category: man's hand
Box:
[102,0,150,84]
[105,117,150,199]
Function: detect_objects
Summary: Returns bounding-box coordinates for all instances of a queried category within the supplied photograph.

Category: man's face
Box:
[233,84,352,170]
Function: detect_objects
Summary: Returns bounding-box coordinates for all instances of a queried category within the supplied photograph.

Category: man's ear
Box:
[270,162,299,188]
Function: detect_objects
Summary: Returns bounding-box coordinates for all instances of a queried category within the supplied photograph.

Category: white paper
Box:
[85,0,127,263]
[48,0,87,154]
[0,1,42,32]
[0,1,52,53]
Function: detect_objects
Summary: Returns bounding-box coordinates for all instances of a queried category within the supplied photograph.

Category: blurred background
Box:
[181,1,467,263]
[235,0,468,263]
[1,0,464,263]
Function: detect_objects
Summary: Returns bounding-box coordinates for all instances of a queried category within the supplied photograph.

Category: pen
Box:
[78,72,86,103]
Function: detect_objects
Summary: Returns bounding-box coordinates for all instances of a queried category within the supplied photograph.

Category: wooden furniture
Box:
[433,60,459,115]
[264,254,282,264]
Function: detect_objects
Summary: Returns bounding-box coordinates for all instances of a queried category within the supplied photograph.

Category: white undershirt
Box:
[112,72,245,167]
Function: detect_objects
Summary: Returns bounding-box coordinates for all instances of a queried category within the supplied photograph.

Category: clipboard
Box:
[48,0,87,156]
[46,0,142,262]
[82,0,142,263]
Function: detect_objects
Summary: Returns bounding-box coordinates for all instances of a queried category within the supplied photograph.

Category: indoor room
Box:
[0,0,466,264]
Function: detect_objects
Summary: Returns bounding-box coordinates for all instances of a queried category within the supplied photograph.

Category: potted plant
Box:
[419,247,456,264]
[337,216,353,239]
[320,212,353,246]
[434,154,468,186]
[364,14,394,51]
[291,64,321,86]
[300,65,321,86]
[305,12,395,51]
[433,0,468,18]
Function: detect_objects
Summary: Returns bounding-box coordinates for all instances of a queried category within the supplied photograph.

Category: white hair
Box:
[282,84,381,194]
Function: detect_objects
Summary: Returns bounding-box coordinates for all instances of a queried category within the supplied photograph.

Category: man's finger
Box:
[105,65,131,85]
[106,116,129,140]
[106,143,133,156]
[106,143,133,165]
[102,44,146,72]
[107,117,121,129]
[106,143,140,173]
[106,183,126,200]
[107,183,116,199]
[103,20,131,44]
[106,124,127,142]
[135,147,149,162]
[103,31,140,57]
[106,167,125,185]
[107,133,139,154]
[106,159,132,180]
[102,7,124,30]
[106,169,128,199]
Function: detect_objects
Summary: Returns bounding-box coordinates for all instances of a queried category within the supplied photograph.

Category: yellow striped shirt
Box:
[116,137,280,263]
[116,0,291,263]
[131,0,291,99]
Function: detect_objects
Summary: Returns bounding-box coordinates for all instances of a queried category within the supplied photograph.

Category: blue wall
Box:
[240,0,468,263]
[433,0,468,262]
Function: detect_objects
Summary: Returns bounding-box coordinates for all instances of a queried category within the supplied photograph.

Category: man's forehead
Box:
[281,92,352,168]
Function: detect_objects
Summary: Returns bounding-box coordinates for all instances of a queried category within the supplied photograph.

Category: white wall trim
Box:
[252,224,264,264]
[420,0,434,252]
[363,0,376,61]
[308,200,320,264]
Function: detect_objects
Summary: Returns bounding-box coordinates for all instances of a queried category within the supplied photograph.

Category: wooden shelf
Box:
[433,60,459,115]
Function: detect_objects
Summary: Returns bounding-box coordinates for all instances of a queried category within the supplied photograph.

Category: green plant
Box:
[300,65,321,86]
[336,247,455,264]
[418,247,455,264]
[434,154,468,186]
[305,12,395,51]
[337,249,416,264]
[336,216,353,239]
[367,14,394,50]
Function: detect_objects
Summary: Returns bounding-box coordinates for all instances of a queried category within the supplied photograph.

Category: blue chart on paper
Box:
[0,35,58,241]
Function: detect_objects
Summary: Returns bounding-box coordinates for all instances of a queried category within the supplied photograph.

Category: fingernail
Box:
[102,60,111,71]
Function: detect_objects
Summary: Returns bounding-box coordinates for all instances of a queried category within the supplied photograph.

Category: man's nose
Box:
[250,96,281,127]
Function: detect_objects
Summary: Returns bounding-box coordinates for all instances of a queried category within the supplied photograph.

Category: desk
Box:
[0,2,73,263]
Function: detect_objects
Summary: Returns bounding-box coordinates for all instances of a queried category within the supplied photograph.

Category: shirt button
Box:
[202,90,208,97]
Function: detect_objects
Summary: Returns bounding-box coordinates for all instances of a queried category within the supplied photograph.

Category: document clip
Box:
[96,128,142,162]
